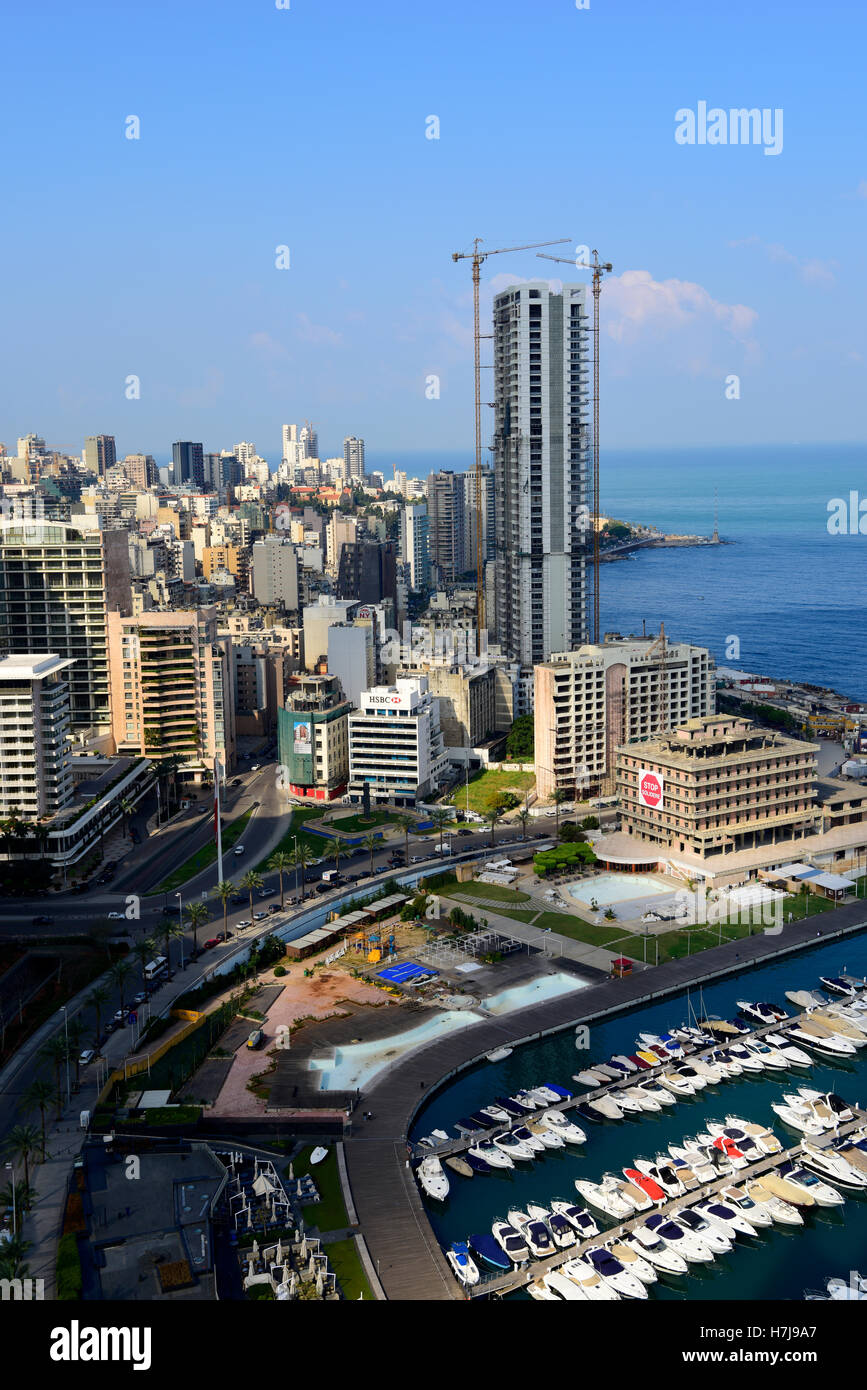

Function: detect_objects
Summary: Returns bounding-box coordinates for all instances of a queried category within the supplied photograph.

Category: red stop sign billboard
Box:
[638,769,664,809]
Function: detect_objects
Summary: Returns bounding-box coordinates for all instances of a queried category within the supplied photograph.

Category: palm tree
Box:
[212,878,236,940]
[66,1018,84,1091]
[485,807,502,847]
[516,809,531,840]
[160,919,185,972]
[430,807,452,855]
[4,1124,40,1191]
[23,1079,53,1162]
[290,842,313,901]
[108,958,135,1016]
[86,985,110,1047]
[325,841,345,876]
[40,1035,69,1118]
[132,938,157,995]
[240,870,264,922]
[185,901,210,956]
[395,813,415,866]
[362,833,379,877]
[119,796,135,838]
[0,1232,32,1277]
[551,787,567,839]
[0,1183,33,1231]
[267,851,292,908]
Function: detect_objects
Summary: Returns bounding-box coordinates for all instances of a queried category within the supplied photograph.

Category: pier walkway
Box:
[342,899,867,1301]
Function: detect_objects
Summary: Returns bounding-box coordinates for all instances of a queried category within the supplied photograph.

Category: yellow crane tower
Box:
[451,236,570,649]
[537,249,613,645]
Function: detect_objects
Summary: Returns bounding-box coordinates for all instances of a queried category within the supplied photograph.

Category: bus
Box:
[144,956,168,982]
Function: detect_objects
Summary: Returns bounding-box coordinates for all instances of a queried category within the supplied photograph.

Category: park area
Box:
[445,766,535,817]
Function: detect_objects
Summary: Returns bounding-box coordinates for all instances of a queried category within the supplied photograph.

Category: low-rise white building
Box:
[348,675,447,806]
[0,653,74,818]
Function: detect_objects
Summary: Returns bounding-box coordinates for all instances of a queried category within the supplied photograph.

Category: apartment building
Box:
[0,653,74,818]
[535,633,716,799]
[399,502,430,590]
[250,535,300,609]
[276,673,350,801]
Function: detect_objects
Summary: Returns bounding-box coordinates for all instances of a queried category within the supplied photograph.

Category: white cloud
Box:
[729,235,836,286]
[295,312,342,345]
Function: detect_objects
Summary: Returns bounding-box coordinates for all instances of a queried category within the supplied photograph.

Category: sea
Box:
[410,935,867,1301]
[369,443,867,701]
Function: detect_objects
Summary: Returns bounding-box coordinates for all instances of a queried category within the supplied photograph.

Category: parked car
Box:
[246,1029,264,1049]
[32,914,53,925]
[237,919,253,929]
[250,764,261,772]
[230,779,241,787]
[107,911,124,920]
[410,855,424,864]
[457,828,473,837]
[202,937,220,950]
[132,991,147,1006]
[258,889,271,899]
[253,911,268,922]
[78,1049,95,1067]
[267,904,279,913]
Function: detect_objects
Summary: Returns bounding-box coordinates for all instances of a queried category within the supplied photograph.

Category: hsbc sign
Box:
[637,768,664,810]
[368,694,403,706]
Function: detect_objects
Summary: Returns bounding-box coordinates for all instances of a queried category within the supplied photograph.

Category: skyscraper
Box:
[171,441,204,488]
[84,435,117,478]
[492,281,590,666]
[343,436,365,481]
[400,502,430,590]
[300,423,318,459]
[426,470,466,583]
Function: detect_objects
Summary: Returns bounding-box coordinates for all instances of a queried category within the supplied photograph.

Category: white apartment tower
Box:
[343,436,365,481]
[0,653,74,817]
[400,503,430,590]
[493,281,591,666]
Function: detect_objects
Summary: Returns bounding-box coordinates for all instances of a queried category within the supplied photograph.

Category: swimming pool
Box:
[308,1009,480,1091]
[481,972,588,1015]
[565,872,673,906]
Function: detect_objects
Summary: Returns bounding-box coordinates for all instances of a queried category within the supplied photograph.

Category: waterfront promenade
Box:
[342,898,867,1301]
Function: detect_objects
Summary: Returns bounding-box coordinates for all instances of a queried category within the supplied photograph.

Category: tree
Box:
[485,808,502,847]
[66,1018,84,1091]
[239,871,264,923]
[290,843,313,901]
[362,833,379,876]
[119,797,135,838]
[430,808,452,855]
[0,1233,32,1278]
[108,958,135,1016]
[86,985,110,1047]
[40,1036,69,1118]
[516,809,531,840]
[132,938,157,996]
[395,814,415,867]
[23,1079,54,1162]
[161,919,185,971]
[185,901,210,955]
[212,878,236,940]
[551,787,568,838]
[505,713,535,760]
[4,1124,41,1191]
[267,851,293,909]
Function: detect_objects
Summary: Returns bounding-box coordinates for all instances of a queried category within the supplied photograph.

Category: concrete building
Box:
[492,281,590,665]
[250,535,300,610]
[276,673,350,801]
[400,502,430,590]
[84,435,116,478]
[426,470,465,583]
[462,464,496,569]
[343,436,365,481]
[122,453,158,489]
[336,538,397,609]
[325,512,359,572]
[0,653,74,817]
[231,642,293,737]
[419,663,497,751]
[535,633,716,799]
[171,441,204,489]
[348,675,447,806]
[302,597,359,671]
[203,543,247,590]
[108,607,235,777]
[328,619,377,708]
[0,518,131,741]
[616,714,819,860]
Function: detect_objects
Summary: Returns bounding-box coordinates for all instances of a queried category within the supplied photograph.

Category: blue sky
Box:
[1,0,865,464]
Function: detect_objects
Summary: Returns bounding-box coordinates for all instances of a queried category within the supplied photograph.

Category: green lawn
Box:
[325,1237,374,1300]
[451,881,531,904]
[486,902,766,965]
[290,1146,349,1232]
[150,808,254,894]
[445,766,535,816]
[252,805,329,872]
[331,810,401,833]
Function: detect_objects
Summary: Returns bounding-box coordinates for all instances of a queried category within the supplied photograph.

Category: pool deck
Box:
[342,899,867,1301]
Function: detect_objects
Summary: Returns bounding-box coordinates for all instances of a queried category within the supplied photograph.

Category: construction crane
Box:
[644,622,668,736]
[537,249,613,645]
[451,237,570,649]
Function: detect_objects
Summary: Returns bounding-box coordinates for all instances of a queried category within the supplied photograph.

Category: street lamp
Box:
[60,1004,70,1106]
[293,835,300,897]
[175,891,184,962]
[4,1161,15,1237]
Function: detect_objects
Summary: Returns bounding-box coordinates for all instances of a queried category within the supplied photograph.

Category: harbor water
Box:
[410,934,867,1299]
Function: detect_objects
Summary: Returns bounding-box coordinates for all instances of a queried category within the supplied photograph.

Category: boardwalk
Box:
[342,900,867,1300]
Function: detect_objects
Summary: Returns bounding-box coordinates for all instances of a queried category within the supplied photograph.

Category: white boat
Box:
[611,1054,638,1072]
[479,1104,511,1125]
[613,1091,643,1114]
[785,1024,856,1058]
[718,1183,774,1228]
[493,1133,536,1161]
[574,1177,634,1221]
[508,1210,553,1259]
[310,1146,329,1165]
[492,1220,528,1263]
[776,1160,845,1207]
[527,1085,563,1105]
[634,1158,685,1198]
[583,1245,648,1299]
[670,1153,718,1186]
[613,1175,654,1213]
[469,1141,513,1170]
[644,1212,714,1263]
[658,1071,695,1096]
[743,1180,804,1226]
[671,1063,707,1089]
[744,1040,789,1070]
[594,1064,626,1081]
[543,1270,586,1300]
[446,1242,480,1286]
[526,1120,565,1149]
[551,1200,599,1238]
[692,1197,758,1240]
[786,989,827,1009]
[541,1110,587,1145]
[588,1094,625,1120]
[799,1143,867,1191]
[690,1057,727,1084]
[824,1273,867,1301]
[486,1047,513,1063]
[560,1256,621,1300]
[670,1207,732,1255]
[575,1068,609,1088]
[514,1089,542,1109]
[724,1045,765,1073]
[627,1224,689,1275]
[737,1000,787,1024]
[796,1088,855,1124]
[510,1124,547,1153]
[528,1204,575,1249]
[712,1050,744,1076]
[708,1118,782,1156]
[808,1012,867,1046]
[771,1102,826,1137]
[416,1156,450,1201]
[622,1085,661,1113]
[527,1279,560,1301]
[639,1079,676,1106]
[764,1032,811,1067]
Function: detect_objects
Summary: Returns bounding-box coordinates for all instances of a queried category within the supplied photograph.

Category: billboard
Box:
[293,720,312,755]
[637,768,664,810]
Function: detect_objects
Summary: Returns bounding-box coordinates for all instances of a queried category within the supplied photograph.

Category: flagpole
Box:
[215,755,223,885]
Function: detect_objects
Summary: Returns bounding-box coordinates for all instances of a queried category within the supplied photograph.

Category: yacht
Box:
[786,989,828,1009]
[468,1232,511,1271]
[639,1031,685,1058]
[763,1032,811,1067]
[712,1049,744,1076]
[670,1063,707,1089]
[486,1047,513,1063]
[526,1120,565,1149]
[809,1012,867,1046]
[771,1101,827,1137]
[717,1184,773,1228]
[834,1138,867,1178]
[605,1239,657,1286]
[639,1079,677,1106]
[611,1054,638,1072]
[644,1212,714,1263]
[744,1040,789,1070]
[702,1132,750,1169]
[446,1242,480,1286]
[584,1246,648,1299]
[690,1057,728,1084]
[668,1148,720,1185]
[742,1179,804,1225]
[469,1141,514,1170]
[627,1053,653,1070]
[509,1124,546,1153]
[614,1091,644,1115]
[776,1159,845,1207]
[795,1087,855,1125]
[693,1197,758,1239]
[479,1103,512,1125]
[574,1068,611,1088]
[725,1044,765,1073]
[635,1049,664,1068]
[621,1085,661,1113]
[551,1200,600,1239]
[737,1000,788,1024]
[528,1205,576,1248]
[540,1110,587,1145]
[785,1023,856,1058]
[800,1141,867,1191]
[514,1089,542,1110]
[667,1158,706,1190]
[634,1158,686,1198]
[708,1119,782,1156]
[824,1272,867,1301]
[574,1177,635,1221]
[527,1084,564,1105]
[542,1270,586,1301]
[627,1224,689,1275]
[820,975,859,998]
[445,1156,475,1179]
[658,1071,695,1096]
[508,1211,554,1259]
[614,1175,655,1213]
[416,1156,450,1201]
[492,1220,529,1263]
[622,1167,667,1203]
[527,1279,560,1301]
[495,1095,533,1117]
[594,1064,627,1081]
[493,1132,537,1162]
[560,1256,621,1300]
[465,1151,494,1174]
[588,1094,625,1120]
[670,1206,733,1255]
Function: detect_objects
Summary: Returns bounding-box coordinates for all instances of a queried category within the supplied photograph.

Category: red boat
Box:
[622,1168,667,1203]
[712,1136,744,1160]
[628,1054,652,1070]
